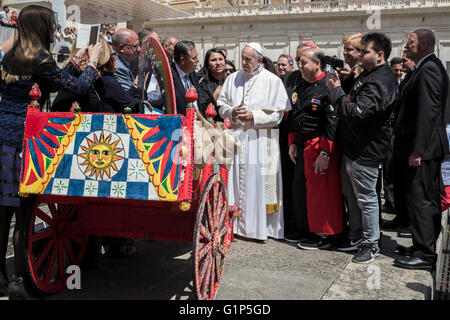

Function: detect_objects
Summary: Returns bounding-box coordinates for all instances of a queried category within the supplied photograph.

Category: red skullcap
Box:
[303,41,317,48]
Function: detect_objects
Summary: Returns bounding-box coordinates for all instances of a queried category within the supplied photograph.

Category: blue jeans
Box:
[342,156,380,248]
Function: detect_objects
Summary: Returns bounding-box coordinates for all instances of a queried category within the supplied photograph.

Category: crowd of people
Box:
[52,26,78,62]
[0,4,449,299]
[0,6,17,28]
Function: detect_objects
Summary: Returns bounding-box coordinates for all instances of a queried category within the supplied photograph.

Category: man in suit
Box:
[383,53,416,232]
[393,29,450,270]
[277,54,294,80]
[111,28,141,100]
[390,57,403,95]
[375,57,403,219]
[171,40,200,115]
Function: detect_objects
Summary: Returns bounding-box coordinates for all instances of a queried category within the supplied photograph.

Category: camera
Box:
[324,55,344,74]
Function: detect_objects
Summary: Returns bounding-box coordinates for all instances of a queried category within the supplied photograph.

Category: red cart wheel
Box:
[25,201,88,294]
[193,173,230,300]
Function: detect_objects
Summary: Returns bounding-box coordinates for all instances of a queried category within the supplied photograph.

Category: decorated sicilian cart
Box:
[17,37,239,300]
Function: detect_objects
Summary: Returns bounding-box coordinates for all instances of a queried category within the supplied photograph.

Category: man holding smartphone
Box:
[326,32,397,263]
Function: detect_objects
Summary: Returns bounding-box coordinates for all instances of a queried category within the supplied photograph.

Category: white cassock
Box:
[217,66,291,240]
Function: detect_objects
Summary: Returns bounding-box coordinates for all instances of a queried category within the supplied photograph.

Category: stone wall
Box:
[147,7,450,73]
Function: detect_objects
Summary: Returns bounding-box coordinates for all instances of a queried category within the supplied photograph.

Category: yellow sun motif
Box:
[78,131,124,180]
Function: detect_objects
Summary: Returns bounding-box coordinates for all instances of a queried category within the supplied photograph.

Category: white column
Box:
[51,0,67,29]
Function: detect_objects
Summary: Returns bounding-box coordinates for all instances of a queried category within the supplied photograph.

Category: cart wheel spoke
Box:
[200,253,212,298]
[45,243,58,285]
[214,251,222,280]
[65,205,77,221]
[218,246,225,258]
[216,184,224,211]
[212,182,219,217]
[31,229,54,243]
[71,235,85,246]
[197,242,211,261]
[199,225,211,241]
[210,252,216,297]
[48,204,59,220]
[34,207,55,227]
[206,197,214,232]
[33,236,56,270]
[27,200,87,295]
[59,242,65,281]
[199,250,211,282]
[63,239,77,265]
[217,201,227,228]
[217,225,228,239]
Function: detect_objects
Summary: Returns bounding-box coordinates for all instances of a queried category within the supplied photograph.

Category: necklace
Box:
[241,68,262,105]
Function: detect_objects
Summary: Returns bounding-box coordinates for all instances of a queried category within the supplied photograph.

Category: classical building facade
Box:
[3,0,449,72]
[148,0,450,72]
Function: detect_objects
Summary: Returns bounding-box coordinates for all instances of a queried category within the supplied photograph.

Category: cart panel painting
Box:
[19,112,184,202]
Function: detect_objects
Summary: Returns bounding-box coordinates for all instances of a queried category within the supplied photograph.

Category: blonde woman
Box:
[0,5,102,299]
[339,33,364,93]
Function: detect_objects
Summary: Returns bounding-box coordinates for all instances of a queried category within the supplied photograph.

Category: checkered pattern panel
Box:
[43,114,159,201]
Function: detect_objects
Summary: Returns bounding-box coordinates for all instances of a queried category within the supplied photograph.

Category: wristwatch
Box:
[320,150,329,158]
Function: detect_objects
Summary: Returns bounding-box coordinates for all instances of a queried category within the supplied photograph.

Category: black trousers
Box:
[392,142,411,226]
[292,142,310,234]
[395,142,443,262]
[279,123,295,233]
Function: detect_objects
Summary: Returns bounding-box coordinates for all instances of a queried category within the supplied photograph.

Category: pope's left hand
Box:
[326,71,341,91]
[314,154,330,174]
[236,110,254,124]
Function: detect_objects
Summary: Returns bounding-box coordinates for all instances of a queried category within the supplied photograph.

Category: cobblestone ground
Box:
[1,211,437,300]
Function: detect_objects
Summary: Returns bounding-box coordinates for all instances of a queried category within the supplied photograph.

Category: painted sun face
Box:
[78,131,124,180]
[89,144,113,169]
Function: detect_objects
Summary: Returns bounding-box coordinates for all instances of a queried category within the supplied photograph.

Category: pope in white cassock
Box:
[217,43,291,241]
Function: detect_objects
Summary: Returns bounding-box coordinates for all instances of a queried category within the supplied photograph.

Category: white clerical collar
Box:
[244,65,263,79]
[415,53,434,69]
[175,63,187,79]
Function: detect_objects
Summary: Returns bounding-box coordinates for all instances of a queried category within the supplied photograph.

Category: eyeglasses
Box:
[121,43,139,50]
[225,68,234,73]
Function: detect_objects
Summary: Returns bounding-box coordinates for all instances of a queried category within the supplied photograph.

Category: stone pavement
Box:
[217,212,433,300]
[0,212,439,300]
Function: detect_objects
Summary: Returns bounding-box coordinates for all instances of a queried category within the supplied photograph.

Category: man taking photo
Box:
[326,32,397,263]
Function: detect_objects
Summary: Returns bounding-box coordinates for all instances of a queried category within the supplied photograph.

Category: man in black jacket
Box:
[392,29,449,270]
[383,53,416,232]
[326,33,397,263]
[171,40,200,115]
